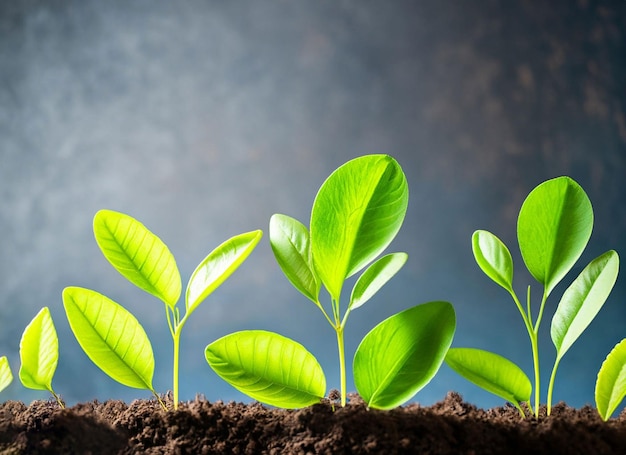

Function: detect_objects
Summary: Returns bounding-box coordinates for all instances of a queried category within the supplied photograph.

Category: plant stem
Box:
[50,389,65,408]
[173,331,181,410]
[529,330,541,416]
[335,326,346,407]
[546,357,561,416]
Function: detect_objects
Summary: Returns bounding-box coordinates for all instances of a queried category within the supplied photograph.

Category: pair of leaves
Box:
[303,155,409,302]
[93,210,263,317]
[19,307,60,397]
[354,301,456,410]
[596,338,626,421]
[270,212,408,313]
[206,302,455,410]
[474,176,593,297]
[270,154,409,313]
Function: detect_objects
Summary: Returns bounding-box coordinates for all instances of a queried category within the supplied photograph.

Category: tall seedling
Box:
[206,155,455,410]
[446,176,619,417]
[84,210,262,410]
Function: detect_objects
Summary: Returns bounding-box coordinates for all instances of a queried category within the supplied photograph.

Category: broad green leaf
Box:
[0,356,12,393]
[551,250,619,361]
[349,252,408,311]
[353,301,455,410]
[517,177,593,296]
[93,209,181,308]
[19,307,59,392]
[206,330,326,409]
[63,286,156,391]
[310,155,408,301]
[596,338,626,421]
[269,214,320,303]
[472,230,514,292]
[445,348,531,407]
[186,230,263,313]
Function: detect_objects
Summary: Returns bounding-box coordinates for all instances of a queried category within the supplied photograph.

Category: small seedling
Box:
[206,155,456,410]
[88,209,262,410]
[446,176,619,417]
[19,307,64,407]
[595,338,626,420]
[0,356,12,393]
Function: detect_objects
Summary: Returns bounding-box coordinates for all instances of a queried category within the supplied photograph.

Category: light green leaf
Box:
[517,177,593,296]
[445,348,532,409]
[551,250,619,361]
[0,356,13,393]
[310,154,408,301]
[353,301,455,410]
[19,307,59,392]
[206,330,326,409]
[472,230,514,292]
[349,252,408,311]
[596,338,626,421]
[63,286,156,391]
[93,209,181,308]
[186,230,263,313]
[269,214,320,303]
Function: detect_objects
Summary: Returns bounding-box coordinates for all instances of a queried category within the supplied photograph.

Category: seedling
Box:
[596,338,626,420]
[88,209,262,410]
[0,356,12,393]
[206,155,456,409]
[445,176,619,417]
[19,307,64,407]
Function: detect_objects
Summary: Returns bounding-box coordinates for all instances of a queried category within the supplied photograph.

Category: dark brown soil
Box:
[1,392,625,455]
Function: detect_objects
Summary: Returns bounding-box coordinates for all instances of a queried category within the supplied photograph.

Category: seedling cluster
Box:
[0,155,624,420]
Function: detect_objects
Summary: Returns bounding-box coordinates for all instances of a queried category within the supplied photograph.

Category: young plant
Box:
[91,209,262,410]
[595,338,626,421]
[446,176,619,417]
[63,287,165,410]
[206,155,456,410]
[0,356,13,394]
[19,307,64,407]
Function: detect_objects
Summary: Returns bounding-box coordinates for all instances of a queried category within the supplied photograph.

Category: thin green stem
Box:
[529,329,541,416]
[50,389,65,409]
[335,326,346,407]
[152,389,168,411]
[546,356,561,416]
[315,300,335,327]
[171,311,191,411]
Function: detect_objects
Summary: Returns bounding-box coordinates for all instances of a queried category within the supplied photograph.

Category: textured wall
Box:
[1,0,625,409]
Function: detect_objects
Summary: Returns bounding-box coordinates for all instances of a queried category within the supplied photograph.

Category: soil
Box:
[1,391,625,455]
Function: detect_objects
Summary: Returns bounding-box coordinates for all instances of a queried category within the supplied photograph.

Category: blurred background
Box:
[1,0,625,410]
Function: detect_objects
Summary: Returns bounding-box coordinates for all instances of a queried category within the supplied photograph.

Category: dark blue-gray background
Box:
[1,1,625,410]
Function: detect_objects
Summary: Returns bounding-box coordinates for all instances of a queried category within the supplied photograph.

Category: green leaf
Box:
[349,252,408,311]
[206,330,326,409]
[19,307,59,392]
[0,356,12,393]
[93,209,181,308]
[445,348,532,408]
[472,230,514,292]
[186,230,263,313]
[310,155,409,301]
[551,250,619,361]
[269,214,320,303]
[353,301,455,410]
[63,286,156,391]
[596,338,626,421]
[517,177,593,296]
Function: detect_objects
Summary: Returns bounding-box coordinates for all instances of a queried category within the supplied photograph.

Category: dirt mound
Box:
[1,392,625,454]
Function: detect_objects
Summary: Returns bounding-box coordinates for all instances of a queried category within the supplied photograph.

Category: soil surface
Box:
[1,391,625,454]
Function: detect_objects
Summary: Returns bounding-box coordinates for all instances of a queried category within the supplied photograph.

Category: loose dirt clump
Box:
[1,392,625,454]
